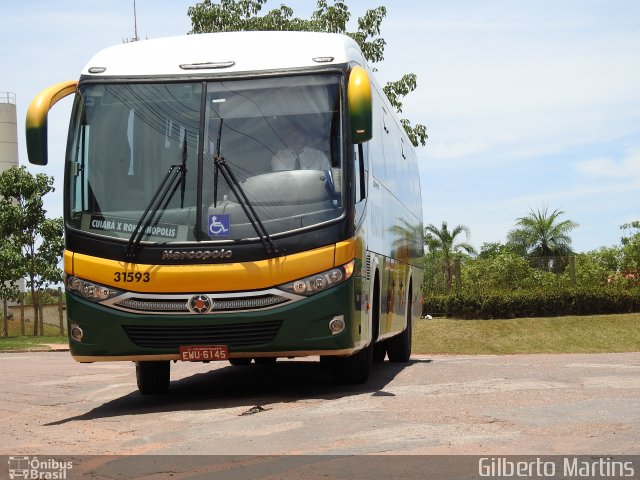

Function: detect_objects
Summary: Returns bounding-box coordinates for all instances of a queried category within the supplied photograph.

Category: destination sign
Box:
[88,215,179,240]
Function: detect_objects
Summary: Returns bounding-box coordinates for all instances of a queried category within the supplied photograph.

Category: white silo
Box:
[0,91,24,315]
[0,91,18,173]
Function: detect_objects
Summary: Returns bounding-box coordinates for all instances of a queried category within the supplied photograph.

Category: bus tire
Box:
[331,342,373,384]
[373,342,386,362]
[254,357,277,365]
[135,361,170,394]
[371,272,385,363]
[387,285,413,363]
[229,358,252,366]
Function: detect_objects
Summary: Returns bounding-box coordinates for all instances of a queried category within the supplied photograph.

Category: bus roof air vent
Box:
[88,67,107,74]
[179,61,235,70]
[312,56,334,63]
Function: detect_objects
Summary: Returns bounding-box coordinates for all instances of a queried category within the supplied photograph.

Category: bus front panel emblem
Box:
[188,295,213,314]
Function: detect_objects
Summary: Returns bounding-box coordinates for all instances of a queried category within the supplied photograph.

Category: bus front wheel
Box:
[326,342,373,385]
[135,361,170,394]
[229,358,252,366]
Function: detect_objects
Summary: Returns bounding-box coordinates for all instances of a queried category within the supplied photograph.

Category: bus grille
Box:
[123,320,283,348]
[103,290,296,315]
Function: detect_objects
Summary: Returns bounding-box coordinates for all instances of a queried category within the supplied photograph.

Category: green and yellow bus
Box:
[26,32,423,394]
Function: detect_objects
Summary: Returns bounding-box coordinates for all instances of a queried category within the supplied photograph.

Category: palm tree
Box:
[425,221,476,292]
[507,206,578,271]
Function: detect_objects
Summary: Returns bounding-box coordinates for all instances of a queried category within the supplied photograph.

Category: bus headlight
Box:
[278,260,354,296]
[66,276,121,302]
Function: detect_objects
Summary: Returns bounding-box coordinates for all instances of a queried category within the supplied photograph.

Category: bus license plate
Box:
[179,345,229,362]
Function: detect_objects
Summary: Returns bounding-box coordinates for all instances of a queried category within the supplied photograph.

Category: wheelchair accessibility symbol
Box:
[209,214,230,236]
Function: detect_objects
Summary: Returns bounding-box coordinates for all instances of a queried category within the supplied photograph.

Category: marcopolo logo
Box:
[8,456,73,479]
[161,249,232,261]
[188,294,213,314]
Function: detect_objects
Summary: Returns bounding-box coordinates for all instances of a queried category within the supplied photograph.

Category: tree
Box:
[424,222,476,292]
[187,0,428,146]
[0,166,64,335]
[477,241,519,259]
[569,247,621,287]
[0,242,22,336]
[462,251,558,294]
[507,206,578,258]
[620,221,640,268]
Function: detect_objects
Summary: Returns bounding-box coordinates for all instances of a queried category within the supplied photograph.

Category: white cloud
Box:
[378,1,640,171]
[574,149,640,179]
[423,139,491,162]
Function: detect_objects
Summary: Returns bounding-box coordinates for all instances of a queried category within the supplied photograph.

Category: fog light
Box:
[70,324,84,342]
[328,315,345,335]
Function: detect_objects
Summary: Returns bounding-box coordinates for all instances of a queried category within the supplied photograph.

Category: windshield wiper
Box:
[213,120,221,208]
[180,130,188,208]
[125,154,187,259]
[212,119,278,255]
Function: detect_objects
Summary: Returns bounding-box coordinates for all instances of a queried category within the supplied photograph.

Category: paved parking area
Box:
[0,351,638,455]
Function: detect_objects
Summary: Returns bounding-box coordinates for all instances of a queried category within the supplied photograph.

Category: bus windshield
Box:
[66,74,344,244]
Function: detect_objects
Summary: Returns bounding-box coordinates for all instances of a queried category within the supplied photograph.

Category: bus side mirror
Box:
[25,81,78,165]
[347,66,372,144]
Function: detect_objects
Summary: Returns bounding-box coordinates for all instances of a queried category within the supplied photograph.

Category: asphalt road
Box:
[1,351,639,457]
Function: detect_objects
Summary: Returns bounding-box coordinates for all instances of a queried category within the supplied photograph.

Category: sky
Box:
[2,0,640,253]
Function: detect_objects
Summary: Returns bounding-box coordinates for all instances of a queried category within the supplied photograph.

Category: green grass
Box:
[413,312,640,355]
[0,335,67,351]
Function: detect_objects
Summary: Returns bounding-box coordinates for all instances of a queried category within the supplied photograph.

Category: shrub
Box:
[424,286,640,319]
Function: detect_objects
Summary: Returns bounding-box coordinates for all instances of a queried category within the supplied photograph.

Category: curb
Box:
[0,344,69,354]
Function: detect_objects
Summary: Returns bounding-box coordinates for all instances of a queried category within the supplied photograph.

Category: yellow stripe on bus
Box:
[67,240,355,293]
[334,238,355,265]
[64,250,73,274]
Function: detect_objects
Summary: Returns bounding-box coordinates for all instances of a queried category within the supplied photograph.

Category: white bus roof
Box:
[82,31,366,77]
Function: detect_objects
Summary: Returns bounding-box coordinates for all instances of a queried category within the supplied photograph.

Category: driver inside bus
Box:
[271,123,330,171]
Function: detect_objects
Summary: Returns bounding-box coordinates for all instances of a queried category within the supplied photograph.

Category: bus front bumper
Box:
[66,280,365,362]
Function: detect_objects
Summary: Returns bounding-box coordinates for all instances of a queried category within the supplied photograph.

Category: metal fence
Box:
[0,91,16,104]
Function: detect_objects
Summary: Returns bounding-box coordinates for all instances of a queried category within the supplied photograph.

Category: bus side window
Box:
[397,136,407,204]
[381,107,395,190]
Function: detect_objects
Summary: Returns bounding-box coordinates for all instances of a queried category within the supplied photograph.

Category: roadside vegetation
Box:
[424,210,640,319]
[419,211,639,354]
[413,313,640,355]
[1,167,64,337]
